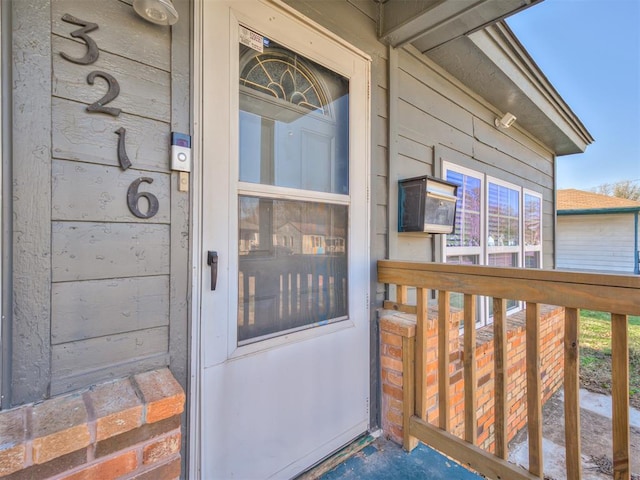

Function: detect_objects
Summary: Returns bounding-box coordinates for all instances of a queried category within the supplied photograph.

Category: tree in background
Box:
[592,180,640,201]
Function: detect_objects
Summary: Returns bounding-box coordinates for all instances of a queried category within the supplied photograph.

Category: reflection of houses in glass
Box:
[303,234,324,255]
[239,219,346,256]
[325,237,346,254]
[239,221,259,254]
[524,192,542,246]
[239,199,347,257]
[237,199,349,343]
[446,171,482,248]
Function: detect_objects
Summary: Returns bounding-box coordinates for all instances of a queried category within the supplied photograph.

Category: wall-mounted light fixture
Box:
[133,0,179,25]
[494,112,517,129]
[398,176,458,234]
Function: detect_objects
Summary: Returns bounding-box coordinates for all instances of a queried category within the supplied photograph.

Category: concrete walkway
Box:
[509,388,640,480]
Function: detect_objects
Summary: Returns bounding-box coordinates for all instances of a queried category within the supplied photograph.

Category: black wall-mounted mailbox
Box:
[398,175,458,233]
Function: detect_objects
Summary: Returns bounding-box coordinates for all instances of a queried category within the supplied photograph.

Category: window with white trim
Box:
[444,166,483,266]
[524,190,543,269]
[443,162,543,326]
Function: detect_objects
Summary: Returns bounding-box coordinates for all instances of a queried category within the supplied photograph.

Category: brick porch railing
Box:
[380,304,564,452]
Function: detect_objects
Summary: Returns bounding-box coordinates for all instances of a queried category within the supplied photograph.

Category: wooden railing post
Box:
[463,294,477,444]
[564,307,582,480]
[493,298,508,460]
[611,313,630,480]
[526,302,543,478]
[397,284,408,305]
[416,288,429,421]
[402,334,418,451]
[438,291,451,431]
[383,284,419,314]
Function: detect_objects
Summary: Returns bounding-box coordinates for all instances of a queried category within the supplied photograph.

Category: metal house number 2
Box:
[60,14,158,219]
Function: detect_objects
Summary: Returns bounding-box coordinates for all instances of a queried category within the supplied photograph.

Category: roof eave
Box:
[425,21,594,156]
[479,22,593,152]
[379,0,543,50]
[558,207,640,215]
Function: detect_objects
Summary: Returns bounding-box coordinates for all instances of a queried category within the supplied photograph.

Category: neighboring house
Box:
[557,189,640,274]
[0,1,592,479]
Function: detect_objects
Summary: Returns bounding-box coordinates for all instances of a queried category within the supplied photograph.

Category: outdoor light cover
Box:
[133,0,179,25]
[494,112,517,129]
[398,176,458,234]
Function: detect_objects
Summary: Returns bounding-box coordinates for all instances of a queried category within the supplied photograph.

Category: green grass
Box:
[579,310,640,408]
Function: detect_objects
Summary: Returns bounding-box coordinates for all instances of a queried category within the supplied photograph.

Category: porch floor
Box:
[319,436,483,480]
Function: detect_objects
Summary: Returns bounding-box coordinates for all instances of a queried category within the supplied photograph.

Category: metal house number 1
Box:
[60,13,159,219]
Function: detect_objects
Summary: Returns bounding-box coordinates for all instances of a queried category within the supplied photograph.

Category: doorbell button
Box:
[171,132,192,172]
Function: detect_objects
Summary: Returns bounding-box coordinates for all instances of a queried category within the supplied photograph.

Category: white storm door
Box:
[197,1,371,479]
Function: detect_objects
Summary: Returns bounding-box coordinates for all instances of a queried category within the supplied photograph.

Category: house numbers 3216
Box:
[61,13,159,220]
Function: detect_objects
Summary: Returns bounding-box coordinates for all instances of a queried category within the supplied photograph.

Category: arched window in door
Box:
[238,40,349,194]
[240,46,330,115]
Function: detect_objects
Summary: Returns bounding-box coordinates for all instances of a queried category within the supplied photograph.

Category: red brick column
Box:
[380,311,416,444]
[0,368,184,479]
[380,306,463,444]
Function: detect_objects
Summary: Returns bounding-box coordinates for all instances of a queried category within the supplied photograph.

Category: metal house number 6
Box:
[127,178,160,219]
[60,13,159,220]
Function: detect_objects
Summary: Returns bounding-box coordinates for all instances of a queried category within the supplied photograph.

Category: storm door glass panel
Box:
[238,38,350,344]
[238,197,348,343]
[239,39,349,194]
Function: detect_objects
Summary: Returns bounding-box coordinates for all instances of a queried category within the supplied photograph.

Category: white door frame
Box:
[188,0,205,475]
[189,1,371,477]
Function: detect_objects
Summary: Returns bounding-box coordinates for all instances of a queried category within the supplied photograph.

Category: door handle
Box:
[207,251,218,290]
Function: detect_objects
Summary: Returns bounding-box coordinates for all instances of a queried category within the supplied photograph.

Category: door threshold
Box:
[295,430,382,480]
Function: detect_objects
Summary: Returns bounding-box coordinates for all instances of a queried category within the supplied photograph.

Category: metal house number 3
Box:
[60,13,158,219]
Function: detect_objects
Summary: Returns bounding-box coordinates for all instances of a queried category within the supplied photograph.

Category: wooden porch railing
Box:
[378,260,640,480]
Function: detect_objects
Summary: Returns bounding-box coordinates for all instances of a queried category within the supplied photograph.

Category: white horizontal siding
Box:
[557,213,636,273]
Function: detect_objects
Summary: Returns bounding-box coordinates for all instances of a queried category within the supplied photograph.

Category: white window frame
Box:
[486,176,522,268]
[442,162,484,262]
[442,163,544,327]
[523,189,543,269]
[486,176,523,318]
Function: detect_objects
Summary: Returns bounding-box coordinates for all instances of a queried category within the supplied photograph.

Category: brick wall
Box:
[0,368,184,479]
[380,304,564,452]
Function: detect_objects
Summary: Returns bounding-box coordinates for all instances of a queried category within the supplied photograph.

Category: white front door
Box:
[196,1,371,478]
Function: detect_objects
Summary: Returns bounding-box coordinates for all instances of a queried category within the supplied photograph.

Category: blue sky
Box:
[507,0,640,191]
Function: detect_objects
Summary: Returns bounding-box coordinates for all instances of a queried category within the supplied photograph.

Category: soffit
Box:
[425,22,593,155]
[379,0,542,51]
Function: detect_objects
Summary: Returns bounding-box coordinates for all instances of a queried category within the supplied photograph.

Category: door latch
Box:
[207,251,218,291]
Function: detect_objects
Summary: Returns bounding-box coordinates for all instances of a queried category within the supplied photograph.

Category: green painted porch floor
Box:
[319,436,483,480]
